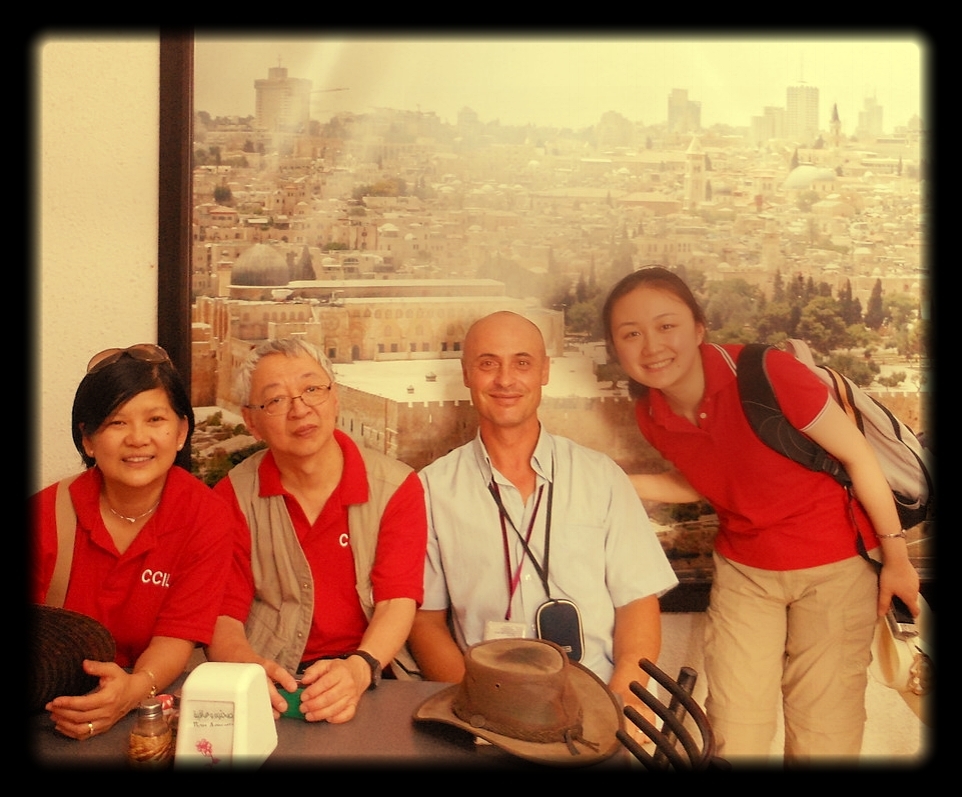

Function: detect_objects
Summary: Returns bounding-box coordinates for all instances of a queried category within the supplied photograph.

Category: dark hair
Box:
[601,266,707,400]
[71,355,195,468]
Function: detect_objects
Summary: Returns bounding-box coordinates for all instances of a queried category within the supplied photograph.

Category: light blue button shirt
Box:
[419,426,678,682]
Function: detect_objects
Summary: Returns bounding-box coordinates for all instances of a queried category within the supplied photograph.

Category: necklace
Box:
[105,500,160,524]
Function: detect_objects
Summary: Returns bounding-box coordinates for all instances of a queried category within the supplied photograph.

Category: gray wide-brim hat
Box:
[29,605,116,713]
[413,638,623,767]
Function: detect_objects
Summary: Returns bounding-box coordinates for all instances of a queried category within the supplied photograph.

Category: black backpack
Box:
[735,339,933,531]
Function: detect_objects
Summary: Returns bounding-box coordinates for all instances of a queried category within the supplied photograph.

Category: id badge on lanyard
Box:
[486,462,584,661]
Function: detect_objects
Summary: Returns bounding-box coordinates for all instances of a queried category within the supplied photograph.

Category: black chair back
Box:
[616,658,730,771]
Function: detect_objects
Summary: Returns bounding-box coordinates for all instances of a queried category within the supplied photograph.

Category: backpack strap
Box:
[737,346,886,568]
[736,344,850,486]
[820,364,864,431]
[47,474,81,609]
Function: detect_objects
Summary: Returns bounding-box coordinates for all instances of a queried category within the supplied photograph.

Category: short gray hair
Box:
[233,337,335,406]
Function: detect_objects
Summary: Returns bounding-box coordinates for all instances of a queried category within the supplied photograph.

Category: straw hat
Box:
[29,605,116,713]
[413,638,623,767]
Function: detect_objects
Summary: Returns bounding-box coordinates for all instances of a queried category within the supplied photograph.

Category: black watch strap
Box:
[343,649,382,690]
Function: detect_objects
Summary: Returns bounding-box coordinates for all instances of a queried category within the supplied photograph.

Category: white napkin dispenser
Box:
[174,662,277,768]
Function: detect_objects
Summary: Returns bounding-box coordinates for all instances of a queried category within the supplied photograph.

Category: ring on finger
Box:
[87,721,94,737]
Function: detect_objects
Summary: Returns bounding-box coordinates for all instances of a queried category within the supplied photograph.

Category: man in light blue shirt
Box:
[408,311,677,728]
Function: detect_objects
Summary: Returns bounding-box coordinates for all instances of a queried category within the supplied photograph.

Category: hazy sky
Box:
[194,32,927,134]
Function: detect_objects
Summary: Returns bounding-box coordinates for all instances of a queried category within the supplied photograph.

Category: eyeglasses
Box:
[248,385,333,416]
[86,344,171,374]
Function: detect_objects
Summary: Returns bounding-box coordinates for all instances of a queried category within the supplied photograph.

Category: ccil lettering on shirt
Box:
[140,569,172,587]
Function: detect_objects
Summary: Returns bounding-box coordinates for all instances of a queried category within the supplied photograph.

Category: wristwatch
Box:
[342,649,382,690]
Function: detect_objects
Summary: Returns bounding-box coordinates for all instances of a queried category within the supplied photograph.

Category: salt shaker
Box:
[127,697,173,768]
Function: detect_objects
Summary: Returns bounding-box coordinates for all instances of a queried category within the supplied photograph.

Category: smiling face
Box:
[462,312,550,435]
[82,387,188,493]
[241,352,339,464]
[608,286,706,396]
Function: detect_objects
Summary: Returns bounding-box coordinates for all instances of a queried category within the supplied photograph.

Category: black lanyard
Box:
[487,461,555,620]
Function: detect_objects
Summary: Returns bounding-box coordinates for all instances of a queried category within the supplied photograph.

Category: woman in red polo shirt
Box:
[602,267,920,765]
[31,345,233,740]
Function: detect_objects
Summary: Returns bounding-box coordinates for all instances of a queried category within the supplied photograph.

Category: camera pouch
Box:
[535,599,584,662]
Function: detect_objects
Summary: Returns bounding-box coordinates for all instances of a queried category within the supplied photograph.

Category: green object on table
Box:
[277,686,306,720]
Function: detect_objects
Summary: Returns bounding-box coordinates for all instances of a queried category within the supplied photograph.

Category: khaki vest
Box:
[227,447,421,678]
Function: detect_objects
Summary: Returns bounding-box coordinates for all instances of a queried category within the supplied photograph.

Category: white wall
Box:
[34,34,160,493]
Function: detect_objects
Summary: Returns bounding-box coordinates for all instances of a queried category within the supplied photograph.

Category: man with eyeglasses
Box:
[206,338,427,724]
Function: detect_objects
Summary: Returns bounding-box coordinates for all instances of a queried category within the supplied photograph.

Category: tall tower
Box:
[668,89,701,134]
[786,84,819,145]
[856,95,884,140]
[685,135,706,211]
[830,103,841,148]
[254,65,312,132]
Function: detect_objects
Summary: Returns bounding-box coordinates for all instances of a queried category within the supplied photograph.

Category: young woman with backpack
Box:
[602,267,920,766]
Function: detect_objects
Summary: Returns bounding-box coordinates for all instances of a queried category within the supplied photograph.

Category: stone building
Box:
[191,266,564,411]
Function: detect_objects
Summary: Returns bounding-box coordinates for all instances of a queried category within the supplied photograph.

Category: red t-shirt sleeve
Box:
[763,348,834,431]
[369,471,427,606]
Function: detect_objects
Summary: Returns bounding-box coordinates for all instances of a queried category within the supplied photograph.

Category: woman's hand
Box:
[878,556,921,617]
[45,660,143,740]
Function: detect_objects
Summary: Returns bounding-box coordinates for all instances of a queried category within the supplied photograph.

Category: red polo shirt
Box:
[32,466,234,668]
[215,430,426,663]
[634,343,878,571]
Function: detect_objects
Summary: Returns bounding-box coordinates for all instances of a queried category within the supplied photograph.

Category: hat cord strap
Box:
[564,728,600,755]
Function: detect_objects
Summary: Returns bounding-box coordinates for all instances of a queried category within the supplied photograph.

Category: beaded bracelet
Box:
[876,531,907,540]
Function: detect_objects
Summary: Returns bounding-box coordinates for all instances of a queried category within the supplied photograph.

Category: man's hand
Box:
[610,679,656,748]
[294,657,370,723]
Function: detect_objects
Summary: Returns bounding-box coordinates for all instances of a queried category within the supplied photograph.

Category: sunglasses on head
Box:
[86,344,171,375]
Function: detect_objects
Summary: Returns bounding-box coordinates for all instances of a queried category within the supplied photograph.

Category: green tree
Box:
[838,279,862,325]
[575,272,589,303]
[772,269,786,304]
[845,323,874,349]
[878,371,907,388]
[883,293,919,329]
[702,279,762,334]
[566,301,600,337]
[545,274,575,314]
[864,279,885,330]
[796,296,851,354]
[824,352,880,387]
[754,301,795,343]
[213,184,233,205]
[595,361,627,389]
